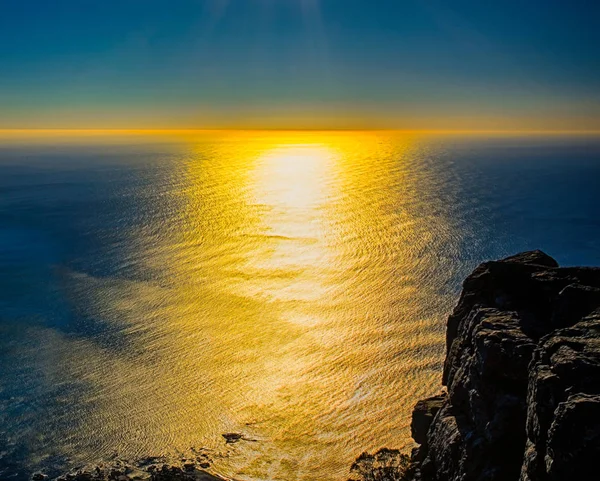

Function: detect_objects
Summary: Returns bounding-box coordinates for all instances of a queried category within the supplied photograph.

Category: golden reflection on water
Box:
[37,132,461,480]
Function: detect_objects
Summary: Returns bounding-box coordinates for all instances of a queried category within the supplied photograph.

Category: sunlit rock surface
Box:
[411,251,600,481]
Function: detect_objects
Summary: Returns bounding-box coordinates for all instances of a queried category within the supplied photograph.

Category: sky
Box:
[1,0,599,130]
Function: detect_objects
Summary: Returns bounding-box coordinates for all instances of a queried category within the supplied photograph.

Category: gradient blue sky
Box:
[1,0,599,129]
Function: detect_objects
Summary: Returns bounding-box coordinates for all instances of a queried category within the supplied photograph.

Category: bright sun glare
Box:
[253,143,337,210]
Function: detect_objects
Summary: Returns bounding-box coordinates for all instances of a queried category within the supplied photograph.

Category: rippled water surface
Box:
[1,131,599,480]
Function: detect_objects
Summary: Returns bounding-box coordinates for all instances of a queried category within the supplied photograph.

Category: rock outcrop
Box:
[411,251,600,481]
[42,458,224,481]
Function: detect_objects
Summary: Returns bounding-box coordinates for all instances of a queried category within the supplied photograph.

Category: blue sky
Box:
[1,0,599,129]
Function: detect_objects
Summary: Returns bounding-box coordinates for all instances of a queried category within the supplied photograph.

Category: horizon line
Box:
[1,128,600,135]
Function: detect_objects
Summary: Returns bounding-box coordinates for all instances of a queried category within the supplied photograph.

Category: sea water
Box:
[0,131,599,480]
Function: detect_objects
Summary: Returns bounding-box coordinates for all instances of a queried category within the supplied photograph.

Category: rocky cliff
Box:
[411,251,600,481]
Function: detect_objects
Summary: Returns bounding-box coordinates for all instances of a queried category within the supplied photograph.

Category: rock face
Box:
[411,251,600,481]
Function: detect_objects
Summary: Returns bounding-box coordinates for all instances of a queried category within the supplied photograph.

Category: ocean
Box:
[0,131,599,480]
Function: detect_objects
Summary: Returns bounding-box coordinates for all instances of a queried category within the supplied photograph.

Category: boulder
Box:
[411,394,446,446]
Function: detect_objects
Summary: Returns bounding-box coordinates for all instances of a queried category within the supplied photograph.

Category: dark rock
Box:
[148,465,190,480]
[411,393,446,445]
[442,251,576,385]
[108,469,124,480]
[551,283,600,328]
[411,251,600,481]
[546,394,600,479]
[51,459,222,481]
[32,473,48,481]
[500,250,559,268]
[222,433,243,444]
[521,313,600,481]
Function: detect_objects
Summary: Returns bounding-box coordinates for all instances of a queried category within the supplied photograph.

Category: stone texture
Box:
[411,394,447,446]
[41,459,222,481]
[411,251,600,481]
